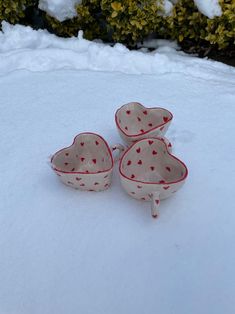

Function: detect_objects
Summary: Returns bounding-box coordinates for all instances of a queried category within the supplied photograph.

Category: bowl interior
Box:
[116,102,172,136]
[52,133,113,173]
[120,138,187,184]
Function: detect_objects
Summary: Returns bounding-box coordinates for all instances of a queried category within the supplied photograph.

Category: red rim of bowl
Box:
[51,132,114,175]
[115,102,173,138]
[119,137,188,185]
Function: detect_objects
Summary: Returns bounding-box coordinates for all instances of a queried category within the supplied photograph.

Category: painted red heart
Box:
[136,148,141,153]
[137,185,142,189]
[163,116,168,122]
[155,199,160,205]
[80,142,85,146]
[71,168,75,171]
[148,123,153,127]
[166,166,171,172]
[76,177,82,181]
[137,117,141,121]
[140,129,144,133]
[143,110,148,115]
[163,186,170,190]
[127,160,132,166]
[150,166,155,171]
[159,180,165,184]
[126,110,131,115]
[65,153,69,156]
[148,140,154,145]
[125,126,128,130]
[80,183,85,186]
[152,150,157,155]
[80,157,85,162]
[64,162,68,166]
[95,141,99,145]
[138,160,142,165]
[131,174,135,179]
[92,159,97,164]
[94,182,99,185]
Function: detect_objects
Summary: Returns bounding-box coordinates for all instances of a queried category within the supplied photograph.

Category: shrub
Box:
[0,0,35,25]
[98,0,164,45]
[45,0,166,45]
[166,0,235,50]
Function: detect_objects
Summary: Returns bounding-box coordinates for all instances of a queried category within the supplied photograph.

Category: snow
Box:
[194,0,222,18]
[0,23,235,314]
[160,0,174,16]
[39,0,82,21]
[161,0,222,18]
[0,23,234,84]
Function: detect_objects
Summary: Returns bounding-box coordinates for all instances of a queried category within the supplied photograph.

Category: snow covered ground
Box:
[0,24,235,314]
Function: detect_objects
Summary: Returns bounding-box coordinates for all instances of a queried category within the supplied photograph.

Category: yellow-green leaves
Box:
[0,0,34,25]
[111,2,123,11]
[165,0,234,49]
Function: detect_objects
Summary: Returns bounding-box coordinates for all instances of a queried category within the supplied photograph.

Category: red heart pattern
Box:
[115,102,173,144]
[51,133,114,192]
[119,137,188,207]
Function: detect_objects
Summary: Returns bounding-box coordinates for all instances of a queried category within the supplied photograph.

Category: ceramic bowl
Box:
[50,133,124,191]
[115,102,173,145]
[119,137,188,218]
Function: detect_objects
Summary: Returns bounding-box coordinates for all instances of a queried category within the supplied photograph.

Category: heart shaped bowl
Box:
[119,137,188,218]
[115,102,173,145]
[50,133,124,191]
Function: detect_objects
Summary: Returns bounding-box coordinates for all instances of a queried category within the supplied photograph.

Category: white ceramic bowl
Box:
[51,132,124,191]
[119,137,188,218]
[115,102,173,145]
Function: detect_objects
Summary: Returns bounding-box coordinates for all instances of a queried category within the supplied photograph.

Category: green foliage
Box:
[0,0,35,25]
[98,0,163,44]
[166,0,235,49]
[46,0,165,45]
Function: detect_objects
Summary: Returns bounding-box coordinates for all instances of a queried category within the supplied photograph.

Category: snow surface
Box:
[194,0,222,18]
[39,0,82,21]
[160,0,174,16]
[0,23,235,314]
[0,23,234,84]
